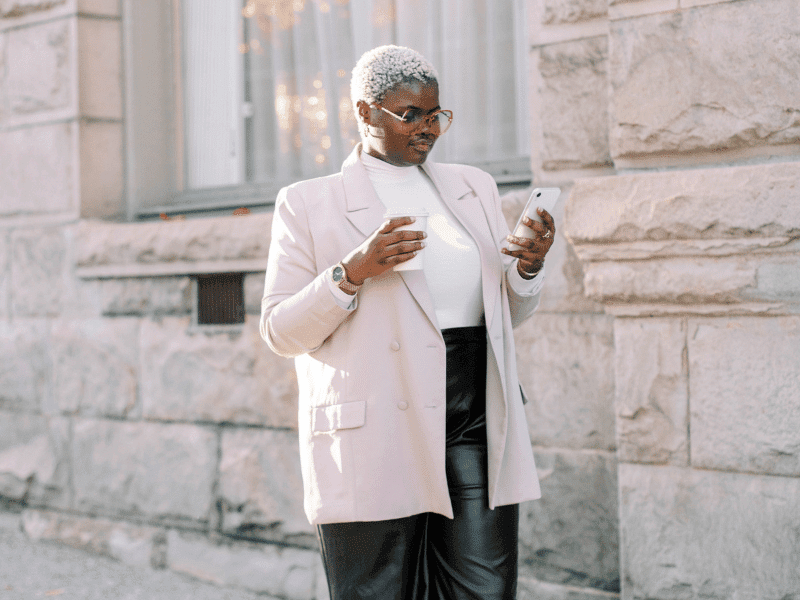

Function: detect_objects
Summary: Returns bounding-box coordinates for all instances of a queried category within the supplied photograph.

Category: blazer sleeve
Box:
[260,185,354,358]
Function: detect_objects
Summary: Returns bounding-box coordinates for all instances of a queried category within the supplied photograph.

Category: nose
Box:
[417,114,440,136]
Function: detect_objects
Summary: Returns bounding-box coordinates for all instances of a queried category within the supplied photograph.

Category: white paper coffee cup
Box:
[383,208,429,271]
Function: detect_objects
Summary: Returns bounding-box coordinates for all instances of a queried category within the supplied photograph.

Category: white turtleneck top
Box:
[327,151,545,328]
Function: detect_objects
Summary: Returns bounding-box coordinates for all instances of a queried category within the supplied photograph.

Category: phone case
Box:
[508,187,560,250]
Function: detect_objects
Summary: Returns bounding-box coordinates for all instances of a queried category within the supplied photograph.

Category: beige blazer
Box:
[261,144,542,525]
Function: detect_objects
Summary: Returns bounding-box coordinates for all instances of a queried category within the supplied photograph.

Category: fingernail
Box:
[420,242,426,248]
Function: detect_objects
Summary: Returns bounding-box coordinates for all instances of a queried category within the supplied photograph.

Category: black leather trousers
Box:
[316,326,519,600]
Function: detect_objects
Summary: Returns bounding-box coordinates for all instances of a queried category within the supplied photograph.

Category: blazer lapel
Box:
[421,161,502,332]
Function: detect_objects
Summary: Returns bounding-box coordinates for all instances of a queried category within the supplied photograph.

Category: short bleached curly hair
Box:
[350,45,439,121]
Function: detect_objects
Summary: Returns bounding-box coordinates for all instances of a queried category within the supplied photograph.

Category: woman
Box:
[261,45,555,600]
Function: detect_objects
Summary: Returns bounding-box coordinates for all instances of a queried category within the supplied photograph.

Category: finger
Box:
[386,229,426,243]
[521,217,547,236]
[387,240,426,255]
[381,216,415,233]
[537,208,556,231]
[384,250,418,265]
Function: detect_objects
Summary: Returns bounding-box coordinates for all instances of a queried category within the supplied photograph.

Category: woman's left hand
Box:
[501,207,556,279]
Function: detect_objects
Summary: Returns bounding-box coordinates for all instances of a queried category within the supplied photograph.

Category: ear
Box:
[356,100,373,125]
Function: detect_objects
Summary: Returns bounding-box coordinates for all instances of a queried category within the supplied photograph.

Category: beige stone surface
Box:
[519,450,619,590]
[614,318,687,465]
[0,320,50,412]
[537,37,612,171]
[0,413,69,506]
[98,276,192,316]
[77,16,121,119]
[166,530,320,600]
[0,233,8,319]
[77,0,117,15]
[518,313,616,451]
[609,0,800,158]
[1,18,73,121]
[218,428,313,545]
[565,162,800,244]
[71,419,216,520]
[49,318,139,418]
[79,121,123,219]
[619,464,800,599]
[0,123,75,216]
[519,578,620,600]
[0,0,68,19]
[22,508,162,568]
[688,317,800,477]
[582,256,757,304]
[244,271,265,314]
[140,316,298,427]
[11,227,67,317]
[543,0,607,24]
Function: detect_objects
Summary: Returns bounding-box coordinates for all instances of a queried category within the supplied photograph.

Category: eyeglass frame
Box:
[372,104,454,135]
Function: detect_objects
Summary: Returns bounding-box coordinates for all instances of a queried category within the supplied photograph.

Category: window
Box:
[124,0,530,219]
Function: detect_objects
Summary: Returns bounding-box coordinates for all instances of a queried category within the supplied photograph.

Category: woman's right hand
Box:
[341,217,427,286]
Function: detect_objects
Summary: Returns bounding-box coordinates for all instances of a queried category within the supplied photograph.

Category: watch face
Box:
[332,265,344,282]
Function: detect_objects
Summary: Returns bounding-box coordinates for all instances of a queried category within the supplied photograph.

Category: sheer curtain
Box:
[182,0,529,191]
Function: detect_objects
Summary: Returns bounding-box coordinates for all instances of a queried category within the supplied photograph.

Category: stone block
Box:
[614,318,687,465]
[49,318,139,418]
[79,121,123,219]
[519,449,619,591]
[22,508,162,568]
[688,316,800,477]
[0,320,50,413]
[517,314,616,451]
[244,271,265,315]
[609,0,800,159]
[98,276,192,316]
[0,412,69,507]
[519,578,620,600]
[218,428,313,546]
[0,0,68,20]
[1,19,73,120]
[140,316,298,428]
[537,37,612,171]
[565,162,800,244]
[748,255,800,302]
[619,464,800,599]
[77,17,121,119]
[166,530,320,600]
[0,233,8,319]
[0,123,75,216]
[582,256,756,304]
[543,0,607,24]
[11,227,67,317]
[71,419,216,521]
[77,0,119,18]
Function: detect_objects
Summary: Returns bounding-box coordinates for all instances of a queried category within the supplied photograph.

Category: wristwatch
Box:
[331,262,361,294]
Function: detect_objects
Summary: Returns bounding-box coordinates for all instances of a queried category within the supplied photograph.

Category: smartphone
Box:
[508,187,561,251]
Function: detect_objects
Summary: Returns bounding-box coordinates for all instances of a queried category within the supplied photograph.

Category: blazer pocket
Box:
[312,400,366,433]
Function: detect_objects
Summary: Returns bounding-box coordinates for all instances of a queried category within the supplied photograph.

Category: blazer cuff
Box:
[508,262,546,297]
[326,267,358,311]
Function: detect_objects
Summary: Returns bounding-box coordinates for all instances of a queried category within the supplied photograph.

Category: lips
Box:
[410,136,435,153]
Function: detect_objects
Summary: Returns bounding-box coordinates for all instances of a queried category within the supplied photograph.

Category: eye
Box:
[401,109,422,123]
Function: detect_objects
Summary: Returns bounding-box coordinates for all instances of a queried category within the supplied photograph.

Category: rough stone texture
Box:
[543,0,607,24]
[49,318,139,418]
[71,419,216,521]
[0,413,69,507]
[519,578,620,600]
[0,233,8,320]
[22,508,162,568]
[2,19,72,118]
[538,37,612,170]
[747,255,800,302]
[140,316,298,428]
[614,318,687,465]
[98,276,192,316]
[75,213,273,272]
[565,162,800,244]
[0,320,50,413]
[77,17,121,119]
[11,227,67,317]
[517,313,616,451]
[79,121,124,219]
[0,123,75,216]
[582,256,757,304]
[619,464,800,600]
[218,428,312,546]
[688,316,800,477]
[0,0,67,19]
[166,530,321,600]
[244,271,265,315]
[77,0,118,16]
[519,450,619,591]
[609,0,800,158]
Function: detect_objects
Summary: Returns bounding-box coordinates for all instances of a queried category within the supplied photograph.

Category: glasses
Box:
[374,105,453,135]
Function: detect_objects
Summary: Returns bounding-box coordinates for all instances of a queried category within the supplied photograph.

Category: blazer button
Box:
[390,340,401,351]
[397,401,409,410]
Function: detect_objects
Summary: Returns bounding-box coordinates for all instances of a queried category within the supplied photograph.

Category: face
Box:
[359,81,441,167]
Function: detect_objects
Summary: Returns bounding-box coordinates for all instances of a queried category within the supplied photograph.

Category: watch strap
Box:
[333,263,361,294]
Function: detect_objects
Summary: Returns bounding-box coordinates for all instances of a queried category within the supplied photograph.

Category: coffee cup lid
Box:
[383,207,429,218]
